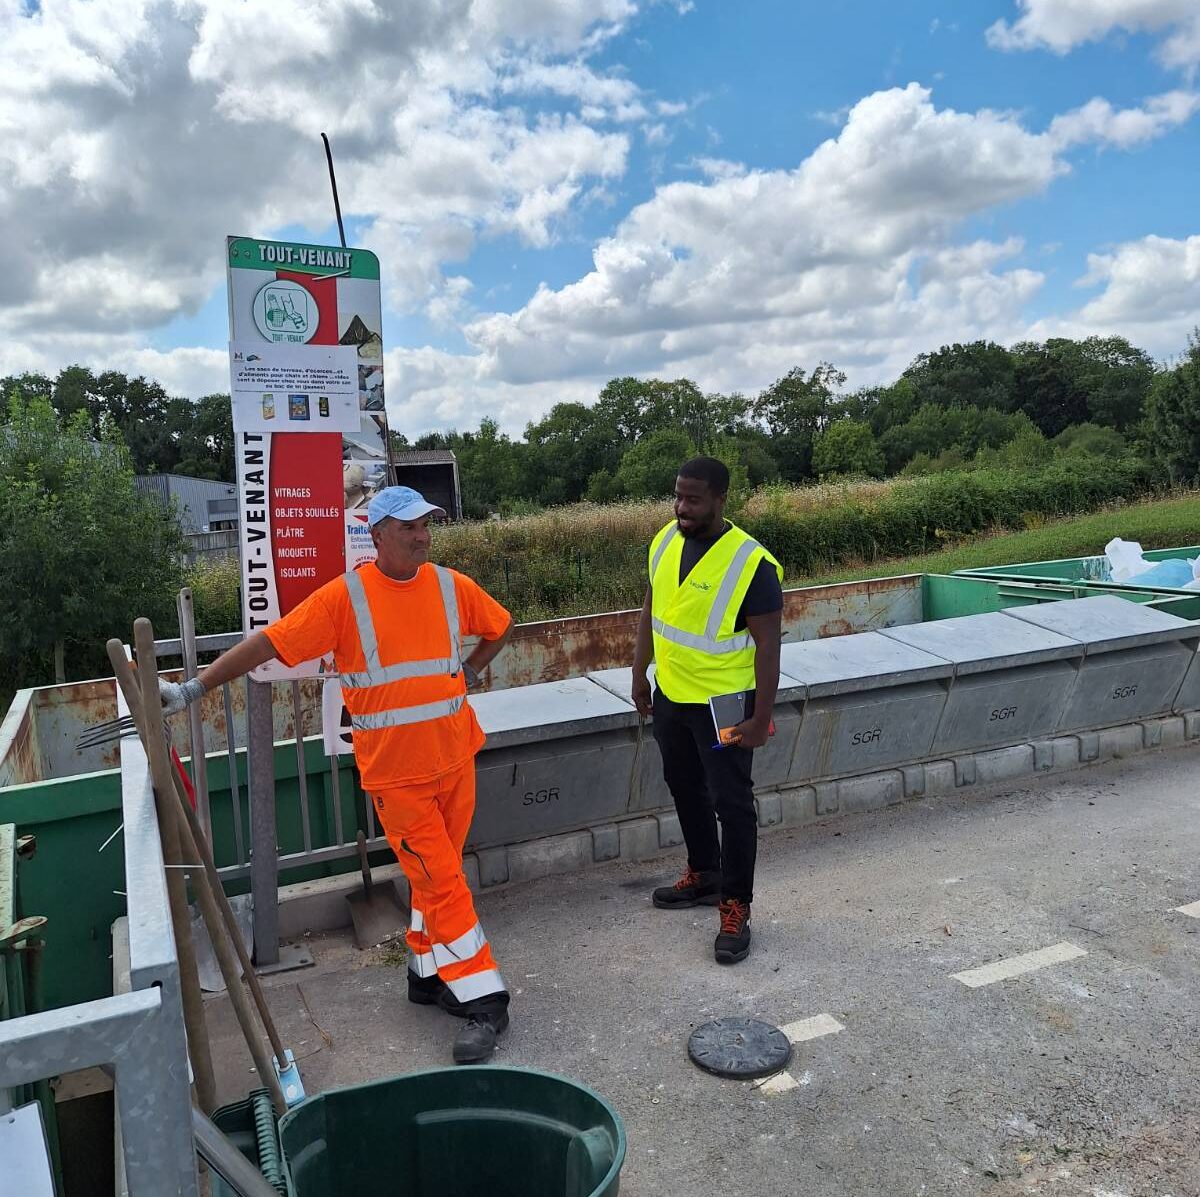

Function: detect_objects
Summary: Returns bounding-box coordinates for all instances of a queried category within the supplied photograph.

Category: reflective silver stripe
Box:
[343,569,380,673]
[649,524,679,581]
[434,566,462,673]
[339,566,462,688]
[704,537,761,641]
[351,694,465,731]
[445,968,506,1003]
[410,908,425,935]
[652,617,752,655]
[409,950,437,979]
[431,923,487,969]
[341,658,455,688]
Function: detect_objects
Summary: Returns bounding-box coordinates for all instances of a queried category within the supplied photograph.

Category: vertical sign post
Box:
[226,237,391,962]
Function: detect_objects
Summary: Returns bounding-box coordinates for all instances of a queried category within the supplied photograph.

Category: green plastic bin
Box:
[954,544,1200,595]
[923,573,1200,623]
[278,1066,625,1197]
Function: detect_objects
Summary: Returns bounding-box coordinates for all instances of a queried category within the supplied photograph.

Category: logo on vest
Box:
[689,579,712,592]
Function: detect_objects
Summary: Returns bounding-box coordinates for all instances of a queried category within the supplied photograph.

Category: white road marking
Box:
[952,941,1087,988]
[1174,899,1200,918]
[779,1013,846,1043]
[755,1071,799,1095]
[752,1016,844,1097]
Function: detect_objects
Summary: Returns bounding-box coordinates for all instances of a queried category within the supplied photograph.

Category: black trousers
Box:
[651,688,758,904]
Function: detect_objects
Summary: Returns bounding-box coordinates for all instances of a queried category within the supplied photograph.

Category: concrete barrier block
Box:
[1186,712,1200,740]
[1049,736,1080,771]
[756,792,783,827]
[1077,731,1100,762]
[924,760,956,795]
[814,781,839,815]
[838,770,902,814]
[953,757,977,787]
[778,786,816,827]
[975,744,1035,785]
[901,764,925,798]
[477,846,509,888]
[461,854,480,895]
[507,831,593,885]
[1142,716,1185,750]
[619,816,662,862]
[591,824,620,863]
[1098,723,1143,760]
[657,811,685,848]
[1031,740,1053,772]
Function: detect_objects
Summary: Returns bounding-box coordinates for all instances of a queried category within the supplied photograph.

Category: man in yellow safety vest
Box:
[632,457,783,963]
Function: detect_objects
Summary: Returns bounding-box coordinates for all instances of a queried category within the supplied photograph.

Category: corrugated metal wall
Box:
[135,475,237,533]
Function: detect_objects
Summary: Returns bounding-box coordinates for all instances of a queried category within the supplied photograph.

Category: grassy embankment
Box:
[187,474,1198,632]
[795,491,1200,587]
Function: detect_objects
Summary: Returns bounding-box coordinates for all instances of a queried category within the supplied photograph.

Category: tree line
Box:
[0,366,235,480]
[4,331,1200,520]
[408,334,1200,517]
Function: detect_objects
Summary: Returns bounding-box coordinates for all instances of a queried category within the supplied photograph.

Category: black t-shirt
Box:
[677,523,784,631]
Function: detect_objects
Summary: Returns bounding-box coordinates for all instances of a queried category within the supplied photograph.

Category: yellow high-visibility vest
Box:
[648,520,782,704]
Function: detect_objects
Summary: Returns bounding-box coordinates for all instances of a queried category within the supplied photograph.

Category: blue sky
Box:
[2,0,1199,436]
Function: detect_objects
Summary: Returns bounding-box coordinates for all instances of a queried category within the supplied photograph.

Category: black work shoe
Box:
[714,899,751,964]
[652,867,722,909]
[453,1011,510,1065]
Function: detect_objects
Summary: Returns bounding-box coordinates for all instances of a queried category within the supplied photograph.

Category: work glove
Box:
[158,677,206,715]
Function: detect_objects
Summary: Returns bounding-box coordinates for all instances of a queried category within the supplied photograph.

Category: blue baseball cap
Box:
[366,486,447,527]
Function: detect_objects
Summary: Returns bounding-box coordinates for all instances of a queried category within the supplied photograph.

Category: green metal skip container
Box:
[276,1066,626,1197]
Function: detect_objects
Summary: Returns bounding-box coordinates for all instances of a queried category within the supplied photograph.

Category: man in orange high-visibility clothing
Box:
[158,486,514,1064]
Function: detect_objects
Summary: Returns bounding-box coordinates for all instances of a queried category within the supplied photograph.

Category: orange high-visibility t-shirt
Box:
[264,562,511,790]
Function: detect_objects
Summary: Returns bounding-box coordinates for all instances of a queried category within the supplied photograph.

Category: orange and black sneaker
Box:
[652,867,722,909]
[714,898,751,964]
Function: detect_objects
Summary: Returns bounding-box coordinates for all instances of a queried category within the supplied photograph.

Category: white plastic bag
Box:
[1104,537,1147,583]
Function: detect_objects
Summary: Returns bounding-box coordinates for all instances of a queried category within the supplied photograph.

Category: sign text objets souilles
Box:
[256,244,354,269]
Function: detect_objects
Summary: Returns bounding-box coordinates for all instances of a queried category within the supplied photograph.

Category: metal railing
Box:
[0,665,198,1196]
[155,615,387,969]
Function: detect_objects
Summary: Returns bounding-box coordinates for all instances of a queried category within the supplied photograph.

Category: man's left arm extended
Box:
[734,609,782,749]
[463,618,514,687]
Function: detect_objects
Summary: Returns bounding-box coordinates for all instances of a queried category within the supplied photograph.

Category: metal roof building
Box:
[393,449,462,520]
[134,474,239,534]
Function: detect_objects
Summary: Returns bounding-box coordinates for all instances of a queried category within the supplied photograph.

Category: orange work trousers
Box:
[372,760,506,1006]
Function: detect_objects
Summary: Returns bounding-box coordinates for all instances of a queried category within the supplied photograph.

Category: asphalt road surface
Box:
[208,742,1200,1196]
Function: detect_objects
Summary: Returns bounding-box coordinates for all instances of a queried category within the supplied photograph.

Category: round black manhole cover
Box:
[687,1017,792,1079]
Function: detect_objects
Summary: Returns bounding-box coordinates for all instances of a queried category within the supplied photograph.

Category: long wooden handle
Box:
[124,622,218,1115]
[116,634,287,1116]
[120,629,289,1116]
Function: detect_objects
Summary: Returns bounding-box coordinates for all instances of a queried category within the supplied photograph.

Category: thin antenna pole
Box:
[321,132,347,248]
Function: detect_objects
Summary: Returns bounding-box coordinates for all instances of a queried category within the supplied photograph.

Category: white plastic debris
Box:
[1104,537,1147,582]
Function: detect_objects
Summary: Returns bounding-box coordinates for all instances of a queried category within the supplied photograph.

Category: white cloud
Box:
[4,2,1198,441]
[1047,90,1200,149]
[499,60,647,120]
[1031,233,1200,352]
[0,0,641,378]
[456,85,1059,395]
[387,79,1199,433]
[987,1,1200,70]
[691,157,746,180]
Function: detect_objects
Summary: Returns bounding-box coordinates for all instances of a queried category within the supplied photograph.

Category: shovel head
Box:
[346,881,408,950]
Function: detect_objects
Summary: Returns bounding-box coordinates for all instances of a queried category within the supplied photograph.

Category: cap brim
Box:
[396,501,447,521]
